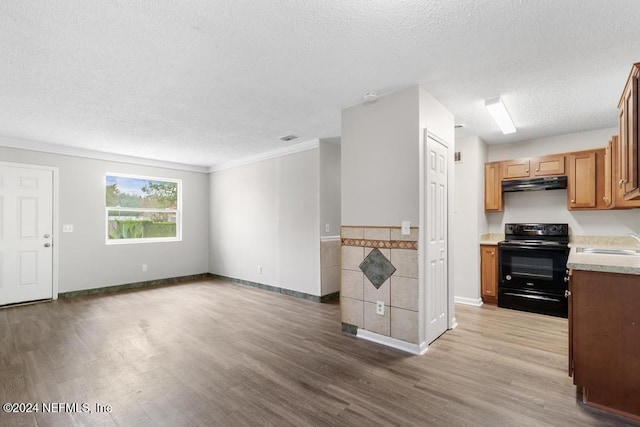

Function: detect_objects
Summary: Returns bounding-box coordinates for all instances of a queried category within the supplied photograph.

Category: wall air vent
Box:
[279,134,299,142]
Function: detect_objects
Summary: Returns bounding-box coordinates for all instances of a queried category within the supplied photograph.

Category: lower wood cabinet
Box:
[569,269,640,421]
[480,245,498,304]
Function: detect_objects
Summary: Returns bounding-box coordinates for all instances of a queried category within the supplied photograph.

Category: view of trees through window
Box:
[106,174,180,242]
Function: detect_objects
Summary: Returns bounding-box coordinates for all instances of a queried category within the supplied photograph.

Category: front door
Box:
[425,134,449,344]
[0,164,54,305]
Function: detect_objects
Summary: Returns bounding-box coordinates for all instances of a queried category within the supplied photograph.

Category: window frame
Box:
[105,172,182,245]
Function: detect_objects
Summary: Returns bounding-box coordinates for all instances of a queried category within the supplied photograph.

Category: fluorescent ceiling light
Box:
[484,97,516,134]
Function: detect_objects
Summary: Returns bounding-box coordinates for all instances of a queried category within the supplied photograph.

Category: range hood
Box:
[502,176,567,192]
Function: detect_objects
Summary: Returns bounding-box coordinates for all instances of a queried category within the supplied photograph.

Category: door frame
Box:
[0,161,59,301]
[418,129,455,349]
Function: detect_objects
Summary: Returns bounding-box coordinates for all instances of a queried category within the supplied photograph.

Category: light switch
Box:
[62,224,74,233]
[401,221,411,235]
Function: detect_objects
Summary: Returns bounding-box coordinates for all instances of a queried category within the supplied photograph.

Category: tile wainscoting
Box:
[341,226,419,344]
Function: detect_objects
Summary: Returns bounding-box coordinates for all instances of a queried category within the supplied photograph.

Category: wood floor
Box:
[0,278,637,426]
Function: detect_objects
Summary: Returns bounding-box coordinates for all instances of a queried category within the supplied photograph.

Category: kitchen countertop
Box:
[479,233,503,245]
[567,239,640,276]
[478,233,640,275]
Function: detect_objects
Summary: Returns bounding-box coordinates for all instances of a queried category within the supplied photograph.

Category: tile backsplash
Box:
[341,226,419,344]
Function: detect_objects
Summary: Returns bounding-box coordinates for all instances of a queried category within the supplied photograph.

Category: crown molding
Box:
[209,139,320,172]
[0,135,210,173]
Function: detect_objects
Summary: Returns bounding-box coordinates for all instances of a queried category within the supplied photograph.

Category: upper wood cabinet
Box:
[502,154,565,180]
[604,138,613,208]
[611,134,640,208]
[484,162,502,212]
[617,63,640,200]
[502,159,530,179]
[567,149,607,210]
[533,154,565,176]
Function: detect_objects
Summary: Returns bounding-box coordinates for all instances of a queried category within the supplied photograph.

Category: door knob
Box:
[44,233,51,238]
[44,243,51,248]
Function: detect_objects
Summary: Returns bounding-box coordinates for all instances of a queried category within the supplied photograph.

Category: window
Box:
[105,173,181,244]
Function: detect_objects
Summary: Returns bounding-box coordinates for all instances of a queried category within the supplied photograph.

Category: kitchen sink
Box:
[576,247,640,256]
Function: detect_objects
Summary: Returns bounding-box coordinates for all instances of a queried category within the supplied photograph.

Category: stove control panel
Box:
[505,223,568,237]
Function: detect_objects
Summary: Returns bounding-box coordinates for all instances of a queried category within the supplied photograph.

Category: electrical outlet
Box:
[62,224,74,233]
[142,264,148,272]
[401,221,411,235]
[257,265,262,274]
[376,301,385,316]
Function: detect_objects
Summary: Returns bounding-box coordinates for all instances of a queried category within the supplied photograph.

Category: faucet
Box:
[627,232,640,244]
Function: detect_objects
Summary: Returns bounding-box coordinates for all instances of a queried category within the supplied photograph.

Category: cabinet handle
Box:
[491,252,494,256]
[535,168,539,172]
[619,179,625,187]
[525,170,529,173]
[571,200,575,203]
[564,289,571,297]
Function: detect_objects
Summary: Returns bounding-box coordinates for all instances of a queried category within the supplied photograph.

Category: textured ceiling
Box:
[1,1,639,168]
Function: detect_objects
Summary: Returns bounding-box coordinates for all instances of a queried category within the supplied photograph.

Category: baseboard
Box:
[212,274,338,303]
[356,329,429,355]
[454,296,483,307]
[58,273,212,299]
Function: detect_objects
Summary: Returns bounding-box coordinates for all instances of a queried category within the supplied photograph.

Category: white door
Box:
[0,165,54,305]
[425,135,448,344]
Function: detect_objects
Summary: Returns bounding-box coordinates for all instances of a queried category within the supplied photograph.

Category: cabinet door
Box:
[568,151,596,209]
[502,159,530,179]
[568,269,573,377]
[619,65,640,200]
[533,154,565,176]
[603,139,613,207]
[484,162,502,212]
[480,245,497,304]
[613,134,640,208]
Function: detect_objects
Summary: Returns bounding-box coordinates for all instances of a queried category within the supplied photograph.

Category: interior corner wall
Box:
[487,127,640,236]
[418,88,455,145]
[452,135,487,303]
[0,143,210,293]
[319,138,341,237]
[341,86,420,226]
[209,148,321,296]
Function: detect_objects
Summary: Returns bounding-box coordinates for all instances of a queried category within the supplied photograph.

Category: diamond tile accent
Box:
[359,248,396,289]
[342,238,418,250]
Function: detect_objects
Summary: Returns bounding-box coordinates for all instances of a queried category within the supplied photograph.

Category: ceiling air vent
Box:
[279,134,299,142]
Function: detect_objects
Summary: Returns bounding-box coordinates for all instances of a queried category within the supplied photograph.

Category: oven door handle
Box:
[503,292,562,302]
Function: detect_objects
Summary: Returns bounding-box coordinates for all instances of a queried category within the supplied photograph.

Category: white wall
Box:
[452,135,488,304]
[209,148,321,296]
[0,143,210,293]
[488,127,616,161]
[342,86,420,226]
[487,127,640,236]
[319,137,341,237]
[418,88,455,146]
